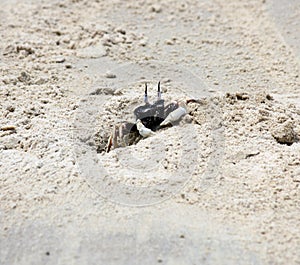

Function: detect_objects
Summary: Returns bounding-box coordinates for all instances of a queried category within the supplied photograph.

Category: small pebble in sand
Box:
[165,39,175,45]
[271,121,298,145]
[54,56,65,63]
[139,40,147,46]
[6,106,15,112]
[150,5,162,13]
[1,125,16,131]
[104,71,116,78]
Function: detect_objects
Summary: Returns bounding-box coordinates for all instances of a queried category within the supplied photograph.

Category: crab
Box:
[106,82,200,152]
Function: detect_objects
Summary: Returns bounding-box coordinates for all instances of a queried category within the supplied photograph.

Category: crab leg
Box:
[106,135,112,153]
[106,125,119,152]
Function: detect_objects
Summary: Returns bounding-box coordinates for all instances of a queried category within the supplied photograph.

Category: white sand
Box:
[0,0,299,264]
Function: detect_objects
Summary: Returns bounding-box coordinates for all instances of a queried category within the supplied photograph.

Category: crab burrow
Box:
[94,81,206,154]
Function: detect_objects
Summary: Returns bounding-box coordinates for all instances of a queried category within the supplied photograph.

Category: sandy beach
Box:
[0,0,299,264]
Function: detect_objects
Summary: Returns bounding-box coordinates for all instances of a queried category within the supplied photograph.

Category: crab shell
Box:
[133,99,179,131]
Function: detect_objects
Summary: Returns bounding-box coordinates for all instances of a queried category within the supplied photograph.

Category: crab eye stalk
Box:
[157,81,161,100]
[144,82,149,104]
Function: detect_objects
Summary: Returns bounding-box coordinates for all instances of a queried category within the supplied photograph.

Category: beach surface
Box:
[0,0,299,264]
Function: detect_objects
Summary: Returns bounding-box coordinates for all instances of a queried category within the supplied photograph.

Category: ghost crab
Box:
[106,82,200,152]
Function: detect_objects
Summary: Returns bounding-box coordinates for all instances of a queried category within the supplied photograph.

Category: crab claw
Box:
[136,119,156,137]
[160,101,187,127]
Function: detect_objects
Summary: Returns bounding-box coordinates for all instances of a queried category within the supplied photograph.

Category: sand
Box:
[0,0,299,264]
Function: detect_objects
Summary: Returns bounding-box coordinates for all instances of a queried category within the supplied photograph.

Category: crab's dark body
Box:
[133,99,178,131]
[120,99,178,137]
[106,82,194,152]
